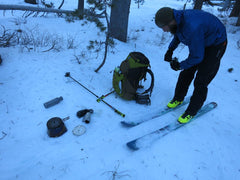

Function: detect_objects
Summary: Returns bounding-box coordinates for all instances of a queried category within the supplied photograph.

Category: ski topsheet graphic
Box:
[126,102,217,151]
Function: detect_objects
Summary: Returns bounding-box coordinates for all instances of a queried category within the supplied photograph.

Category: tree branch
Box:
[95,7,110,73]
[0,4,73,14]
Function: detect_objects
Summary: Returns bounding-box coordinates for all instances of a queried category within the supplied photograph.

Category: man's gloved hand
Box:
[164,49,173,62]
[170,59,181,71]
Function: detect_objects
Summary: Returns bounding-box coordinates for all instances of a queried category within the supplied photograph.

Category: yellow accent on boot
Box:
[167,99,183,108]
[178,113,194,124]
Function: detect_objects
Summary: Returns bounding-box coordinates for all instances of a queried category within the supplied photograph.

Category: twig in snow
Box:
[0,131,7,140]
[102,161,131,180]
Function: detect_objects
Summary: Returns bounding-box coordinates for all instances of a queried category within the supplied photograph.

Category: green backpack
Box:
[112,52,154,105]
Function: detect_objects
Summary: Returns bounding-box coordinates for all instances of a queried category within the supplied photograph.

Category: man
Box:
[155,7,227,123]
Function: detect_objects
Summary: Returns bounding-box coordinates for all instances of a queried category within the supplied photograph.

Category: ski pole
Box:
[65,72,125,118]
[96,90,115,102]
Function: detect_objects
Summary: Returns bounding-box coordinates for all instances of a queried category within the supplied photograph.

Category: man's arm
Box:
[180,28,205,69]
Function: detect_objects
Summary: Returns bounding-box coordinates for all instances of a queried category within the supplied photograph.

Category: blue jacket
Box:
[169,9,227,69]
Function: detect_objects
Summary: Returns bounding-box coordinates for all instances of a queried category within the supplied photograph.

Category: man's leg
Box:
[185,41,227,116]
[173,66,197,101]
[167,66,197,108]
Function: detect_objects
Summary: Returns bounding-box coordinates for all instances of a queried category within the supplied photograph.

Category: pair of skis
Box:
[122,98,217,151]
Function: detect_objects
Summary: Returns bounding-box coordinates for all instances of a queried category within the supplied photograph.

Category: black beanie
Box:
[155,7,174,28]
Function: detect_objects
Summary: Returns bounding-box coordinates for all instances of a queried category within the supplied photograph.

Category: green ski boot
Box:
[178,112,194,123]
[167,99,183,108]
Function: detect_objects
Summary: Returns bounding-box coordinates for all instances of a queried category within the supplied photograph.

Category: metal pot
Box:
[47,117,68,137]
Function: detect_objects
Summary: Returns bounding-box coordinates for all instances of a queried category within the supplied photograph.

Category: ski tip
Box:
[121,121,138,127]
[126,140,139,151]
[210,102,217,108]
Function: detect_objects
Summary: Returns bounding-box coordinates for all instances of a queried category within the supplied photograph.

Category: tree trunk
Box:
[109,0,131,42]
[230,0,240,17]
[236,12,240,26]
[193,0,204,9]
[78,0,84,12]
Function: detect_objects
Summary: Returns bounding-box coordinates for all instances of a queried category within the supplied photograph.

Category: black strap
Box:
[141,69,154,96]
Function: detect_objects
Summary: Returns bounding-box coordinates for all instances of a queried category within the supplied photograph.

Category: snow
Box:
[0,0,240,179]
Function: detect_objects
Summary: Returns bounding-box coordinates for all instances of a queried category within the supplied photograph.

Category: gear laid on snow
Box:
[112,52,154,105]
[76,109,93,118]
[72,125,86,136]
[43,96,63,108]
[82,109,94,124]
[47,117,68,137]
[65,72,125,117]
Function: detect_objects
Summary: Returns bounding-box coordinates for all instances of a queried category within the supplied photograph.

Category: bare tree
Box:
[58,0,65,9]
[230,0,240,17]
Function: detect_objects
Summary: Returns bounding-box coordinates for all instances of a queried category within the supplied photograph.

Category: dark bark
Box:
[193,0,204,9]
[95,9,110,72]
[230,0,240,17]
[109,0,131,42]
[78,0,84,12]
[58,0,64,9]
[236,12,240,26]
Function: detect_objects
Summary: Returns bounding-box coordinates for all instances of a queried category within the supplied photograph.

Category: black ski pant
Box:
[173,40,227,116]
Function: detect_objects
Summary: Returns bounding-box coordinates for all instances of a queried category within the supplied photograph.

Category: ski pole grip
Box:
[115,109,125,118]
[65,72,70,77]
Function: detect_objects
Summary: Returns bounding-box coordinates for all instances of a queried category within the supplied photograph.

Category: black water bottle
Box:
[44,96,63,108]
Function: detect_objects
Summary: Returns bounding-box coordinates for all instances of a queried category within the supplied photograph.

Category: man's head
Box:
[155,7,177,34]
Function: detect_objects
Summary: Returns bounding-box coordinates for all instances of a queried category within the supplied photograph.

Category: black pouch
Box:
[136,94,151,105]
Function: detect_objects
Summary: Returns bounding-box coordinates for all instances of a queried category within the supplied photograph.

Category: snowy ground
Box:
[0,0,240,180]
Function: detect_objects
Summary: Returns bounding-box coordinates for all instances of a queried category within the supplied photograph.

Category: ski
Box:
[121,96,191,127]
[126,102,217,151]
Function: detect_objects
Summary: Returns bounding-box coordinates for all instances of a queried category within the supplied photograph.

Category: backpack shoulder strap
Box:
[142,69,154,96]
[112,68,124,97]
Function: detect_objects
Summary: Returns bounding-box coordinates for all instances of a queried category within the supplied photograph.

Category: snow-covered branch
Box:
[0,4,73,14]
